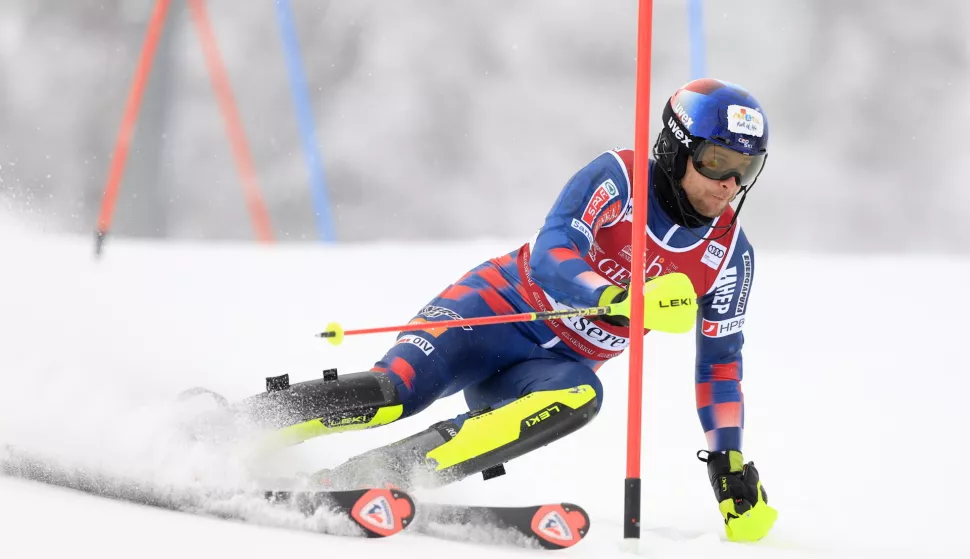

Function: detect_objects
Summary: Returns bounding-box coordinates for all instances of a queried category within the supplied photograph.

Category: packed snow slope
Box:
[1,224,967,558]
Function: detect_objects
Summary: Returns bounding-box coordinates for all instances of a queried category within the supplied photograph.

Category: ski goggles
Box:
[691,140,766,188]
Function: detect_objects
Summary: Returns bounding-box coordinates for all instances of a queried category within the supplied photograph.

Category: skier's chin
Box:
[709,204,731,218]
[695,199,729,219]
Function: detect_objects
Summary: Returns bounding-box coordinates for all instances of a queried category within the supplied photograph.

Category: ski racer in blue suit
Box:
[260,78,778,542]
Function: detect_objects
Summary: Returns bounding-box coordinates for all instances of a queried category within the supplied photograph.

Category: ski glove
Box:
[698,450,778,542]
[597,273,697,334]
[598,279,632,327]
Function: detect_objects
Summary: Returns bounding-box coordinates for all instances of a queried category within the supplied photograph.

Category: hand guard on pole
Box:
[598,272,697,334]
[318,272,697,344]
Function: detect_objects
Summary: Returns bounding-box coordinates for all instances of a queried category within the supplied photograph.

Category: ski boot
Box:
[228,369,406,452]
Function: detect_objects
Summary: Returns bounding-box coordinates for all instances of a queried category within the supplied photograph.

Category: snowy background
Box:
[2,217,968,557]
[2,1,969,557]
[1,0,968,250]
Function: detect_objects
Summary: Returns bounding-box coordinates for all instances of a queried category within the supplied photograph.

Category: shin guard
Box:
[235,371,404,448]
[318,384,599,490]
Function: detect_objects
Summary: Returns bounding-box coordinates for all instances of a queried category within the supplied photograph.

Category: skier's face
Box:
[680,156,741,218]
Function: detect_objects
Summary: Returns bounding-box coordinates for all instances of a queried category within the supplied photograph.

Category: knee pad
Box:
[529,363,605,413]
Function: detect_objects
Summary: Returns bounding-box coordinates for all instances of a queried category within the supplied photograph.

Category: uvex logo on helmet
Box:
[666,116,692,148]
[673,102,694,129]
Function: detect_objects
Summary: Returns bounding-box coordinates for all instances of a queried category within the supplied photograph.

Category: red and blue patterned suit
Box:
[373,149,754,452]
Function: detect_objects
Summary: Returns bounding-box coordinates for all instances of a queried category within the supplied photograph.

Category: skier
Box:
[243,78,777,542]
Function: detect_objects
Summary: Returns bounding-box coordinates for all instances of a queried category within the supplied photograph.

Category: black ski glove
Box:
[597,285,630,327]
[697,449,778,542]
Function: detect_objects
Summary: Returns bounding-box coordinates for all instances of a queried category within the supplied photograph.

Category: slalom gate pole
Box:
[187,0,274,243]
[274,0,336,242]
[688,0,707,80]
[94,0,172,256]
[626,0,654,541]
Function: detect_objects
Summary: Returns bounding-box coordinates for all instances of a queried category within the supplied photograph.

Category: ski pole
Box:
[317,305,613,346]
[317,272,698,346]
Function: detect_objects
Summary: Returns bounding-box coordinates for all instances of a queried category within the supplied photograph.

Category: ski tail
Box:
[2,445,415,539]
[266,487,415,538]
[5,444,587,547]
[416,501,591,550]
[530,503,590,549]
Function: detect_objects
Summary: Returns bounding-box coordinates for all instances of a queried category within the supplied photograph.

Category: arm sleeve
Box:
[694,232,754,452]
[530,151,631,309]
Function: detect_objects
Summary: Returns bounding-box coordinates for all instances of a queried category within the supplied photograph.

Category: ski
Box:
[414,501,590,550]
[264,487,414,538]
[0,447,414,539]
[3,445,586,546]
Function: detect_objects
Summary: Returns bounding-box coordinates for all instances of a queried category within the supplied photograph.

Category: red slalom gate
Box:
[94,0,274,255]
[625,0,654,541]
[94,0,172,255]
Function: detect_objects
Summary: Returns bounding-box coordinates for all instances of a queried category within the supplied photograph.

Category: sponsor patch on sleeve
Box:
[735,250,752,314]
[710,266,737,314]
[396,334,436,355]
[570,218,594,246]
[592,200,624,235]
[581,179,619,227]
[701,315,745,338]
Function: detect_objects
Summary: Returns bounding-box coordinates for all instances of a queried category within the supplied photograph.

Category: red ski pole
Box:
[317,305,613,346]
[317,273,696,346]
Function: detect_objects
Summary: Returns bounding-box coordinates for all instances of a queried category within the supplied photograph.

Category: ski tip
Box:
[350,488,415,538]
[530,503,590,549]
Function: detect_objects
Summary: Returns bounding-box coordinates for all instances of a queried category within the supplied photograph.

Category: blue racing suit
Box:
[372,149,753,452]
